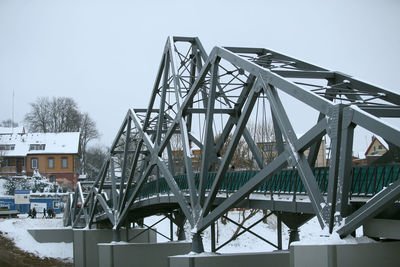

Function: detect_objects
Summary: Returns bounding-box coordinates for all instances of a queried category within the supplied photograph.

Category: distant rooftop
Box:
[0,126,25,135]
[0,132,80,156]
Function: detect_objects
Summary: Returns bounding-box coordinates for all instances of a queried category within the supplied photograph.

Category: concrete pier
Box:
[28,228,73,243]
[28,226,400,267]
[98,241,191,267]
[290,241,400,267]
[363,218,400,240]
[169,251,290,267]
[73,228,156,267]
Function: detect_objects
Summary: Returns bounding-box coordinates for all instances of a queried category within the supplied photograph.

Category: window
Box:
[31,158,38,169]
[29,144,46,151]
[53,201,59,209]
[48,158,54,169]
[61,157,68,168]
[0,159,8,167]
[0,144,15,150]
[378,145,383,150]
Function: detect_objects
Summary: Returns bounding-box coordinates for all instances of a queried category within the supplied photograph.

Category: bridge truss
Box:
[67,36,400,252]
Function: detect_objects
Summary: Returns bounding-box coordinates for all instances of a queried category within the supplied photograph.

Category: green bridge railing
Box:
[135,164,400,200]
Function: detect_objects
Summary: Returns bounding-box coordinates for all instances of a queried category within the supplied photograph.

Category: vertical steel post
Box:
[198,58,220,206]
[113,229,121,242]
[326,104,344,232]
[118,119,131,210]
[288,228,299,249]
[192,233,204,253]
[170,214,174,241]
[211,221,216,252]
[277,213,282,250]
[337,107,356,217]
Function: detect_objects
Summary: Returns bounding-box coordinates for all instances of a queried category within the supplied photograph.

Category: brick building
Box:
[0,131,80,189]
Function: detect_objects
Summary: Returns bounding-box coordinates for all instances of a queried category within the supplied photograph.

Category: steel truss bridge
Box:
[66,36,400,252]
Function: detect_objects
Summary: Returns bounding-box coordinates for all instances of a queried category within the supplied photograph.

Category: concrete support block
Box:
[28,228,73,243]
[290,244,335,267]
[364,219,400,240]
[98,241,191,267]
[73,228,156,267]
[290,241,400,267]
[169,251,290,267]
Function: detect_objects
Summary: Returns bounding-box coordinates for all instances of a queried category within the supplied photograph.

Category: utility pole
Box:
[12,89,15,132]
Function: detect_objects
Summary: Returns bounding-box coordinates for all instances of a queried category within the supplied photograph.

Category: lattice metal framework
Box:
[67,36,400,252]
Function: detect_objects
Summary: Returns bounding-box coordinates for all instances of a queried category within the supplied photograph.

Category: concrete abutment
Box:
[29,227,400,267]
[290,241,400,267]
[99,242,191,267]
[73,228,156,267]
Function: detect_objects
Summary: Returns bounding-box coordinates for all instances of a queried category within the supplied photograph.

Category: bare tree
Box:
[85,145,108,180]
[231,209,260,239]
[248,120,276,164]
[24,97,51,132]
[248,120,275,144]
[170,133,183,151]
[50,97,81,132]
[24,97,81,133]
[80,113,100,174]
[215,119,275,171]
[215,134,254,170]
[24,97,100,174]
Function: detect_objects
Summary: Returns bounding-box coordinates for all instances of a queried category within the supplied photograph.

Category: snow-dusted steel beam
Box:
[167,36,199,212]
[116,108,193,228]
[202,77,261,216]
[265,84,328,227]
[198,151,289,232]
[337,177,400,237]
[118,119,131,211]
[198,59,220,207]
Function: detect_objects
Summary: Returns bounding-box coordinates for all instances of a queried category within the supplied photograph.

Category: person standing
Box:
[43,208,46,218]
[47,208,53,218]
[32,207,36,218]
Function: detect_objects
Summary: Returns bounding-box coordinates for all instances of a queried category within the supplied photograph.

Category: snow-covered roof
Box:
[0,132,80,157]
[0,126,25,135]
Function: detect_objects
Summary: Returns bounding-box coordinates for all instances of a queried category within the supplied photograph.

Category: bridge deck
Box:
[92,164,400,223]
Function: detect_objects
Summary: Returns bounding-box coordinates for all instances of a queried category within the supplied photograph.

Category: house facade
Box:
[364,136,388,165]
[0,131,80,189]
[351,136,390,166]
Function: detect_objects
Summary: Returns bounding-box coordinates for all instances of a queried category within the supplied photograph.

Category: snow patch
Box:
[0,217,73,262]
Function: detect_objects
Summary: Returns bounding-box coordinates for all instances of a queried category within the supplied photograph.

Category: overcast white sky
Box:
[1,0,399,155]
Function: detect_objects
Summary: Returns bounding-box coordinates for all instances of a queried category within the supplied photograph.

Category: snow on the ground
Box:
[295,217,374,245]
[0,210,370,261]
[0,216,73,262]
[145,211,370,253]
[148,211,292,252]
[145,211,290,253]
